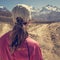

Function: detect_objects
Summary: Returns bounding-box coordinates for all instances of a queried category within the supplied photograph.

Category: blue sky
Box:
[0,0,60,11]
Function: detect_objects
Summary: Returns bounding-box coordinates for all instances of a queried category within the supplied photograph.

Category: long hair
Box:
[10,17,28,48]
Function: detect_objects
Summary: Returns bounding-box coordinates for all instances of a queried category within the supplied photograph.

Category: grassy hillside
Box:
[0,22,60,60]
[28,22,60,60]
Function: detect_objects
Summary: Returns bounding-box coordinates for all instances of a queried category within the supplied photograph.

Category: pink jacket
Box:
[0,31,43,60]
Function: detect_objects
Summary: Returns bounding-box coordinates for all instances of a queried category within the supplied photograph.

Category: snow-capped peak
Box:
[39,5,60,14]
[0,6,8,11]
[45,5,60,12]
[0,6,4,9]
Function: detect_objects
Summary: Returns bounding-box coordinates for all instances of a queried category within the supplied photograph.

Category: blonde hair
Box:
[12,4,31,23]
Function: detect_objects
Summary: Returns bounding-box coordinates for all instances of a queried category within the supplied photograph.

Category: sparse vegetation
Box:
[0,22,60,60]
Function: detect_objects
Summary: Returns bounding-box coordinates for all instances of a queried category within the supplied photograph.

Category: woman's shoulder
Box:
[0,31,11,43]
[0,31,11,38]
[26,37,40,47]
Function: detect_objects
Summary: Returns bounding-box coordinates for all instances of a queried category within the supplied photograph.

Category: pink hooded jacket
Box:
[0,31,43,60]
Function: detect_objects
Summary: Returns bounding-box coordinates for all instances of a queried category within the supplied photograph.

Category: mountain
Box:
[0,6,8,11]
[40,5,60,14]
[32,5,60,22]
[31,7,40,17]
[0,6,12,17]
[0,6,12,23]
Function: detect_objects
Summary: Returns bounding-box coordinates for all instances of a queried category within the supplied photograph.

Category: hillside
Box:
[28,22,60,60]
[0,22,60,60]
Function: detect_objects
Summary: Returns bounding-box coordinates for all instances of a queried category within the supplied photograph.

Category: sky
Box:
[0,0,60,11]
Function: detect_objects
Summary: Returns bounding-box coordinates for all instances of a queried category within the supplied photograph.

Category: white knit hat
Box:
[12,4,31,23]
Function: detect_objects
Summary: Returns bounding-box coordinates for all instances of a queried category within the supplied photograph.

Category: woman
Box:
[0,4,43,60]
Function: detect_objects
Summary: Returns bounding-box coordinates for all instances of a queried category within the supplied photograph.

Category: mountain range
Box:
[0,5,60,23]
[32,5,60,22]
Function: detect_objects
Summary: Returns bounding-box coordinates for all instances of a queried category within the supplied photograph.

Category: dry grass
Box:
[0,22,60,60]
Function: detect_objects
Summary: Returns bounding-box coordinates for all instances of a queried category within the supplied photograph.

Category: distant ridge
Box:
[0,6,12,23]
[31,5,60,23]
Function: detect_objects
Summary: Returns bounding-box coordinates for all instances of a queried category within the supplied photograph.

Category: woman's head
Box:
[12,4,31,24]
